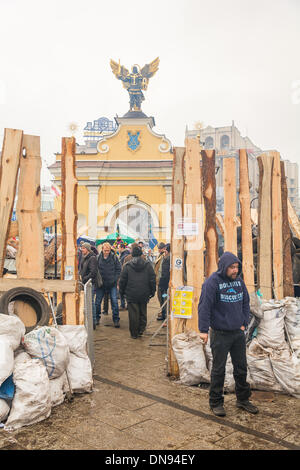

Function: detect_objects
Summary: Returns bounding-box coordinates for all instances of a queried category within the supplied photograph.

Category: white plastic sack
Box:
[0,313,25,350]
[172,330,210,385]
[0,399,10,422]
[0,337,14,386]
[284,298,300,352]
[247,339,283,392]
[270,348,300,398]
[65,353,93,393]
[4,352,51,431]
[256,300,286,349]
[58,325,88,358]
[204,337,235,392]
[22,326,70,379]
[49,373,67,407]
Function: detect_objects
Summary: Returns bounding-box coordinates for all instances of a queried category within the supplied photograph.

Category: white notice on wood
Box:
[177,218,199,236]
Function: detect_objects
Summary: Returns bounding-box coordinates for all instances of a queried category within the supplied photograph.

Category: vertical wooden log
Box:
[280,161,294,297]
[61,137,79,324]
[168,147,185,377]
[287,198,300,239]
[223,158,237,255]
[0,128,23,276]
[257,153,273,299]
[216,213,225,237]
[202,149,218,277]
[16,134,44,278]
[239,149,255,293]
[271,152,283,300]
[184,138,204,333]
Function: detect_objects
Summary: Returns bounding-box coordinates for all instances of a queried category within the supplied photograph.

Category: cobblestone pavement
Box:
[0,297,299,450]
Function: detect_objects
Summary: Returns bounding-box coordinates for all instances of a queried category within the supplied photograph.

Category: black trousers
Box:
[127,303,147,338]
[209,329,251,408]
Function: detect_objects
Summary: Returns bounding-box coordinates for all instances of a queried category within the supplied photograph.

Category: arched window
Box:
[221,135,230,149]
[205,136,214,149]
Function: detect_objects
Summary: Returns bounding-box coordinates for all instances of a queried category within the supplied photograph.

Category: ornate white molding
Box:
[104,197,160,229]
[147,124,172,153]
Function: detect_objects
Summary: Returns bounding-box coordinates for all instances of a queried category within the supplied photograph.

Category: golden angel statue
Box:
[110,57,159,112]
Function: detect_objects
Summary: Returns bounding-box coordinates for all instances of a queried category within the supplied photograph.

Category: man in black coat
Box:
[96,242,122,327]
[79,242,98,329]
[119,246,156,339]
[158,243,170,321]
[119,243,131,310]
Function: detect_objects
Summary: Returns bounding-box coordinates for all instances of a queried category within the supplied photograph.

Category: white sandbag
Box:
[256,300,286,349]
[204,337,235,392]
[270,348,300,398]
[58,325,88,358]
[284,298,300,352]
[0,399,10,422]
[247,339,283,392]
[49,373,67,407]
[249,292,263,318]
[172,330,210,386]
[4,353,51,431]
[0,337,14,386]
[65,353,93,394]
[22,326,70,379]
[0,313,25,350]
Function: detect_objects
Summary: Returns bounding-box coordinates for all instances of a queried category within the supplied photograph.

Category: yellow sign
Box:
[172,286,193,319]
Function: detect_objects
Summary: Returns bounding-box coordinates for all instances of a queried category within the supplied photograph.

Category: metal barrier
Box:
[83,279,95,368]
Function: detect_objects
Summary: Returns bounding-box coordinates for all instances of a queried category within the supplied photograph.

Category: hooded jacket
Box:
[119,256,156,304]
[79,251,98,286]
[198,252,250,333]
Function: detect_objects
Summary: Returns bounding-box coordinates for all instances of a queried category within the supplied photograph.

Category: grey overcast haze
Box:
[0,0,299,185]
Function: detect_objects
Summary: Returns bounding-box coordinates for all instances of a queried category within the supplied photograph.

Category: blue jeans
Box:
[95,286,120,324]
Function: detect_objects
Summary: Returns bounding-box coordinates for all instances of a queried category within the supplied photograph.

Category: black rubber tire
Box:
[0,287,51,333]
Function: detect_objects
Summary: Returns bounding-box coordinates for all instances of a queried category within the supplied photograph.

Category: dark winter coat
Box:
[198,251,250,333]
[158,253,170,292]
[79,252,98,286]
[119,249,131,266]
[119,256,156,304]
[97,252,121,289]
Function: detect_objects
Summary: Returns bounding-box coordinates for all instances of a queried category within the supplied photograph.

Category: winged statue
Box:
[110,57,160,112]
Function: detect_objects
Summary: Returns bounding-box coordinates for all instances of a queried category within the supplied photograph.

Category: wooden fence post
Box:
[239,149,255,293]
[223,158,237,255]
[202,149,218,277]
[281,162,294,297]
[271,152,283,300]
[168,147,185,377]
[61,137,79,324]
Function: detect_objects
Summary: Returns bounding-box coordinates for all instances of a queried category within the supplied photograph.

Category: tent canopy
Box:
[96,232,135,246]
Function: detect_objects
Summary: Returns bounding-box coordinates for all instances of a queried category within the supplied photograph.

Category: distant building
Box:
[186,121,300,213]
[82,117,117,149]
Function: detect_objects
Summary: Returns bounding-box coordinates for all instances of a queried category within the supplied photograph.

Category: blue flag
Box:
[148,224,158,250]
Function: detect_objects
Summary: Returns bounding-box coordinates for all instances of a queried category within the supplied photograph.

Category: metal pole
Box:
[84,279,95,368]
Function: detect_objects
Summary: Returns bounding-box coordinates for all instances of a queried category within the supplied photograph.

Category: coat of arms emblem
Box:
[127,131,141,152]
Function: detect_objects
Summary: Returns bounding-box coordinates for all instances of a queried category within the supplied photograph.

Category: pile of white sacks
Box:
[0,314,93,430]
[172,296,300,398]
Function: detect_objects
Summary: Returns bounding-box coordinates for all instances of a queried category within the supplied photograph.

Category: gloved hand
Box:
[162,293,167,299]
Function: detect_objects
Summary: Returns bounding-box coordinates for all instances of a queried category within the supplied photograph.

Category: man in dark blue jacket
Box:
[198,251,258,417]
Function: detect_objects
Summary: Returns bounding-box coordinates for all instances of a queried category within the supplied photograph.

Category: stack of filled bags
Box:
[0,313,93,431]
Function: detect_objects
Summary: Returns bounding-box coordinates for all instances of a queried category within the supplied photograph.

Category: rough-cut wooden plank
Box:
[271,152,283,300]
[0,129,23,275]
[184,138,204,333]
[61,137,79,324]
[288,198,300,239]
[202,149,218,277]
[257,153,273,299]
[280,162,294,297]
[16,134,44,279]
[168,147,185,377]
[251,208,258,225]
[223,158,237,255]
[239,149,255,293]
[216,213,224,236]
[0,278,76,293]
[8,210,59,238]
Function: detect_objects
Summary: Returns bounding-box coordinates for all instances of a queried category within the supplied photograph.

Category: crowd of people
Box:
[77,239,171,339]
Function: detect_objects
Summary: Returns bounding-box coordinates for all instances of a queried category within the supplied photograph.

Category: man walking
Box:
[198,251,258,417]
[158,243,170,322]
[119,246,156,339]
[79,242,98,329]
[154,242,166,320]
[96,242,121,328]
[119,243,130,310]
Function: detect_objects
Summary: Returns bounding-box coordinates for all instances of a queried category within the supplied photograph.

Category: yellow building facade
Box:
[49,115,173,244]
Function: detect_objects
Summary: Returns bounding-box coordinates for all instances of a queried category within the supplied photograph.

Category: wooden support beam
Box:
[0,129,23,275]
[168,147,185,377]
[288,198,300,239]
[271,152,283,300]
[202,149,218,277]
[280,162,294,297]
[257,153,273,299]
[216,213,224,236]
[239,149,255,293]
[16,134,44,278]
[61,137,79,324]
[223,158,237,255]
[0,278,76,293]
[8,210,59,239]
[184,138,204,333]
